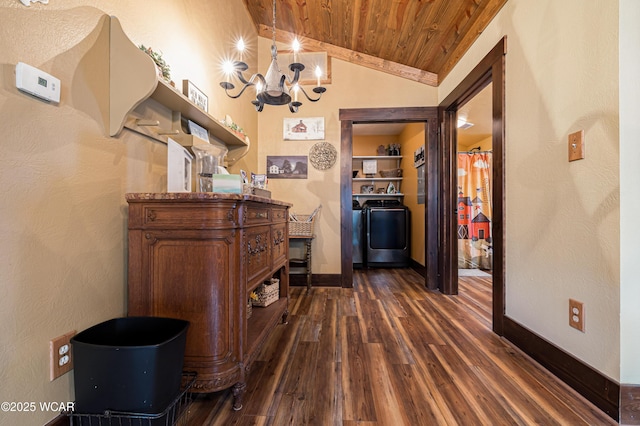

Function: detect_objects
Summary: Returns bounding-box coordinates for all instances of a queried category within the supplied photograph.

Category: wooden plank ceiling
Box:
[242,0,507,86]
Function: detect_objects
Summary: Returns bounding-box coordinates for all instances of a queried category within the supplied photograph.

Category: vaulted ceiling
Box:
[242,0,507,86]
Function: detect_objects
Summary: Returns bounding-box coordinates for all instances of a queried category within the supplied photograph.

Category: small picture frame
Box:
[283,117,325,140]
[183,80,208,112]
[360,184,374,194]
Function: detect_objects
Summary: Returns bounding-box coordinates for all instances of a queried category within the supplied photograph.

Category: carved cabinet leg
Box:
[232,381,247,411]
[282,309,289,324]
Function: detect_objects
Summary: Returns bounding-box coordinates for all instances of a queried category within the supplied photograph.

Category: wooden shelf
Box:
[246,298,287,361]
[103,15,249,163]
[353,177,403,181]
[151,80,248,148]
[353,155,403,160]
[353,193,404,198]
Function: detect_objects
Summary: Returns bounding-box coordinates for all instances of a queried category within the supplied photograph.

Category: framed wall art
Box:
[283,117,324,141]
[182,80,208,112]
[267,155,308,179]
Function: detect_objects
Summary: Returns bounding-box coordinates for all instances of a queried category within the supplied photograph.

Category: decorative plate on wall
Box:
[309,142,337,170]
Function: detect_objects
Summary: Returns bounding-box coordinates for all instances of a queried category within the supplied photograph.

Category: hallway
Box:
[186,268,615,425]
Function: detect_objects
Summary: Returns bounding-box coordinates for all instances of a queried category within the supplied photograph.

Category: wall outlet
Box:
[569,299,585,332]
[49,330,76,381]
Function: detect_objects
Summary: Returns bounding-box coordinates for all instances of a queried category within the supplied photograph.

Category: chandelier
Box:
[219,0,326,113]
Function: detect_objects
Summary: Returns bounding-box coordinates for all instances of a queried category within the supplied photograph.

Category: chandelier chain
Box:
[272,0,277,46]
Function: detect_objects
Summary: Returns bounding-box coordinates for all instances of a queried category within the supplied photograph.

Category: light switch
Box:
[568,130,584,162]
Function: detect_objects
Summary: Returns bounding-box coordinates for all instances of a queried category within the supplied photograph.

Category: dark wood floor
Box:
[185,268,615,425]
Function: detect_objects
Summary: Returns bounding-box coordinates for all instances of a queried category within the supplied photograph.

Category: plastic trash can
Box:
[71,316,189,415]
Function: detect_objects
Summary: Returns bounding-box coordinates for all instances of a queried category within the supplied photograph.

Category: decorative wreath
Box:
[309,142,337,170]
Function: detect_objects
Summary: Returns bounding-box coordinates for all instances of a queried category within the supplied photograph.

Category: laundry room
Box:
[351,122,426,270]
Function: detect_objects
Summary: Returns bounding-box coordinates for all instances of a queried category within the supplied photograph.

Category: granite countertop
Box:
[125,192,292,207]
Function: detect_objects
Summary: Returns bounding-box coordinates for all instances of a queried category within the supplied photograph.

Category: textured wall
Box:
[0,1,258,424]
[440,0,621,381]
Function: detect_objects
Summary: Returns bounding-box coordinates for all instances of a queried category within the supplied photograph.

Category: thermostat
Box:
[15,62,60,103]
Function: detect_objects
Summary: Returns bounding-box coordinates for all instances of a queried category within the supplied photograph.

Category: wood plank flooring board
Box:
[364,343,411,425]
[354,292,385,344]
[428,344,526,426]
[387,362,449,426]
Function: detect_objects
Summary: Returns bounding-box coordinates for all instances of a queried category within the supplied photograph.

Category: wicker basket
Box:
[253,278,279,307]
[289,214,316,237]
[380,168,403,178]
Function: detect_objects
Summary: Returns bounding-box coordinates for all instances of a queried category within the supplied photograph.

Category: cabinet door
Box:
[245,225,272,284]
[271,222,287,268]
[133,228,242,389]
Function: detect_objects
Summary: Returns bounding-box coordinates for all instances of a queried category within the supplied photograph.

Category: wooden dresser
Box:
[126,193,290,410]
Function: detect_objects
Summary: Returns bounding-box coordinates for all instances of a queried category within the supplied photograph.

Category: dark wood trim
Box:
[290,273,342,287]
[437,37,506,336]
[622,384,640,425]
[340,119,354,288]
[409,258,426,277]
[44,413,69,426]
[503,316,620,422]
[339,107,438,290]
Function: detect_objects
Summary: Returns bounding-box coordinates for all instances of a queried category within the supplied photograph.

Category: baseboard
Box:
[622,384,640,425]
[503,317,619,422]
[409,259,426,277]
[289,273,342,287]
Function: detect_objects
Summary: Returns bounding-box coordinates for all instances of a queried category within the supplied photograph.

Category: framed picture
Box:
[267,156,308,179]
[360,184,374,194]
[283,117,324,141]
[167,138,193,192]
[187,120,209,141]
[182,80,208,112]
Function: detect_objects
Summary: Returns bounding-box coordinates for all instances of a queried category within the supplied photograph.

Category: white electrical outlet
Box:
[15,62,60,103]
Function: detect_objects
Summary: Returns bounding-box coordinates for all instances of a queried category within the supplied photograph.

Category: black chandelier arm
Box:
[252,99,264,112]
[287,63,304,86]
[298,85,326,102]
[219,81,254,99]
[288,101,302,113]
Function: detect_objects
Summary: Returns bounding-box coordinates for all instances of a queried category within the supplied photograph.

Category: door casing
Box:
[438,37,506,335]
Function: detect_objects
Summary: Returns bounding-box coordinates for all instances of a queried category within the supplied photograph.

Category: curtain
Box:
[457,151,493,270]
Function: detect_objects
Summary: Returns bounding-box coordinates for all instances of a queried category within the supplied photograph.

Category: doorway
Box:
[339,108,439,290]
[439,38,506,335]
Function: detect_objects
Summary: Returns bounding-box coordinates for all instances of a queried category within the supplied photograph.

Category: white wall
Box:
[440,0,621,381]
[619,0,640,384]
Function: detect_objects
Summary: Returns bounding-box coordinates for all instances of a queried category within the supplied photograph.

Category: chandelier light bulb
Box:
[236,38,245,61]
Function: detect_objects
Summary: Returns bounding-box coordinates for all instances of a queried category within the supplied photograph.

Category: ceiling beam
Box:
[258,24,438,87]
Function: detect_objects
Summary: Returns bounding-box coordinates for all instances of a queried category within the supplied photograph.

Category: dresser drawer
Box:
[243,206,271,225]
[271,207,288,223]
[129,202,238,229]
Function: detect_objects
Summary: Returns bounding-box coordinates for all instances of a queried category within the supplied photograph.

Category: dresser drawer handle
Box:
[255,212,268,219]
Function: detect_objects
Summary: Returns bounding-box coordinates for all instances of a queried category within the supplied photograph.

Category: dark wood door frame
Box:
[438,37,506,335]
[339,107,439,289]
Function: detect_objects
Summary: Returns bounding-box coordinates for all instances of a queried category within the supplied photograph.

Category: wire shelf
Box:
[68,372,196,426]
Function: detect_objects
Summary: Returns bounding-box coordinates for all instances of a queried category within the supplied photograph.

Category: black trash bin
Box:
[71,316,189,415]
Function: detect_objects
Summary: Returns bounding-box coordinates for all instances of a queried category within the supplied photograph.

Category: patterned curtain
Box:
[457,152,493,270]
